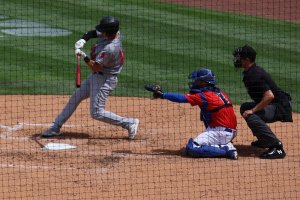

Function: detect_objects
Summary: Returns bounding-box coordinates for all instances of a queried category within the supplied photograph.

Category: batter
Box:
[42,16,139,139]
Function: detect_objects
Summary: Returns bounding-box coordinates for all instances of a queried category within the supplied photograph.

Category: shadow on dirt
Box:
[151,145,266,158]
[149,144,266,158]
[112,148,186,157]
[32,132,130,140]
[234,144,265,158]
[151,148,187,156]
[31,133,265,159]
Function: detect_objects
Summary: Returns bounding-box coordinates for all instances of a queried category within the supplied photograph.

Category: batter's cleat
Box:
[227,150,238,160]
[259,147,286,159]
[42,128,61,137]
[128,119,139,140]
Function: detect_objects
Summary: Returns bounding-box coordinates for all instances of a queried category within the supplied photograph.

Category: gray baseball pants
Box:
[52,73,135,130]
[240,102,281,147]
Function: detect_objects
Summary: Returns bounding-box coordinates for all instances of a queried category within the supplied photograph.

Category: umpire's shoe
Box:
[259,142,286,159]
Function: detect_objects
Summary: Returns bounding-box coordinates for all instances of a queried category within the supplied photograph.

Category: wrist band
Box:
[84,56,91,63]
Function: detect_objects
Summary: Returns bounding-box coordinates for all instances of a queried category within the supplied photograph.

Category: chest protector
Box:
[190,87,232,128]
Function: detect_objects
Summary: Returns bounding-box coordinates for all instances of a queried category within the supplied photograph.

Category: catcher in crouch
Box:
[145,68,238,160]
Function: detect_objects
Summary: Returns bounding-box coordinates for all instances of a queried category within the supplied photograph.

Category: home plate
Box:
[43,143,77,150]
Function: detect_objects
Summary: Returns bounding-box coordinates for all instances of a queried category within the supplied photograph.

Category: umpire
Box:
[233,45,293,159]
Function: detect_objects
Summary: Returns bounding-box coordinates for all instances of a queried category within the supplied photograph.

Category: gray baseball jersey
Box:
[91,31,124,74]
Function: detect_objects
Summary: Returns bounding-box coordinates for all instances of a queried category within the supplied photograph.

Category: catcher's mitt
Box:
[144,84,164,99]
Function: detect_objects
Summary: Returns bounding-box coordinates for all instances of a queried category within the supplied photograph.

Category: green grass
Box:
[0,0,299,111]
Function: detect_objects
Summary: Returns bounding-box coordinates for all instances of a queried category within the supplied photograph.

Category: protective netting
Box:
[0,0,299,199]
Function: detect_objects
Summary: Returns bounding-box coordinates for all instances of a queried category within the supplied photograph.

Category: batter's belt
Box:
[93,71,118,76]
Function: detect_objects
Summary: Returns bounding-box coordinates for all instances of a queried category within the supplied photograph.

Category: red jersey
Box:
[184,90,237,129]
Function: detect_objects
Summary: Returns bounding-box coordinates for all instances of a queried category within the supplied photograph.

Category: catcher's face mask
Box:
[188,71,200,89]
[188,79,196,90]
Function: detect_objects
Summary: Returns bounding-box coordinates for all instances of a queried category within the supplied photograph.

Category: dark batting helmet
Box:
[233,45,256,68]
[188,68,217,90]
[95,16,119,35]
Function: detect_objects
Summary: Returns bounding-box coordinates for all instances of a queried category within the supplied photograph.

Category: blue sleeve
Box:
[163,93,188,103]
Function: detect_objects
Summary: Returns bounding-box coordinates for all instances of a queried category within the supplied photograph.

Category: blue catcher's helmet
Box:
[188,68,217,89]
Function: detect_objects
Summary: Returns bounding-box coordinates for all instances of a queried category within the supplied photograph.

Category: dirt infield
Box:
[0,95,299,199]
[161,0,300,22]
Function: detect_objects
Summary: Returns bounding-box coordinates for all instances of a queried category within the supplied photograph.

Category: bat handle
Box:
[76,56,81,88]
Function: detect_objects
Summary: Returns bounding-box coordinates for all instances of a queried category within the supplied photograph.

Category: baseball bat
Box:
[76,55,81,88]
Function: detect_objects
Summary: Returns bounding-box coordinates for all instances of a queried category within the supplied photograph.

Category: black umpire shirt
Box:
[242,64,284,104]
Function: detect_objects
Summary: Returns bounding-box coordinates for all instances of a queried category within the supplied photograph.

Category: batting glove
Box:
[75,39,86,49]
[75,49,87,58]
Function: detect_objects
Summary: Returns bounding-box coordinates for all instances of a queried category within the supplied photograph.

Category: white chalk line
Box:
[0,123,25,139]
[0,123,24,132]
[0,122,81,140]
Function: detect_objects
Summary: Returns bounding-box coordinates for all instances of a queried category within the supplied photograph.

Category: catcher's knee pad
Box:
[186,139,227,158]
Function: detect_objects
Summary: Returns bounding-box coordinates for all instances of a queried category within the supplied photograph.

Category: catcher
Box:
[145,68,238,160]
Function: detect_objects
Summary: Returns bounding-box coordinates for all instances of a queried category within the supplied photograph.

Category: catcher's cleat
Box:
[259,147,286,159]
[228,150,238,160]
[185,138,200,158]
[42,128,61,137]
[128,119,139,140]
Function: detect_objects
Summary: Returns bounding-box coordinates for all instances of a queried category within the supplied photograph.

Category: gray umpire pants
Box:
[240,102,281,147]
[52,73,135,130]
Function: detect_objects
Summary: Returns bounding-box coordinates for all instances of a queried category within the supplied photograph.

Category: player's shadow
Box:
[32,132,91,140]
[151,148,187,157]
[33,132,129,140]
[234,144,265,157]
[151,145,266,158]
[113,148,186,157]
[149,145,266,158]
